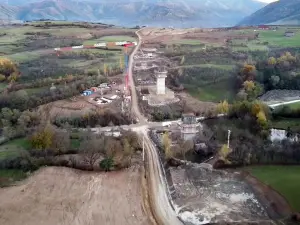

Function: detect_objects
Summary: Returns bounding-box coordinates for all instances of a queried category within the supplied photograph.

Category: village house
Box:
[285,31,295,37]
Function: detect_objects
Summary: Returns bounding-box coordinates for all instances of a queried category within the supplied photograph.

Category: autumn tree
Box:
[240,64,256,81]
[30,126,54,150]
[162,132,172,160]
[256,110,268,129]
[278,51,296,64]
[0,58,19,82]
[267,57,277,66]
[243,80,255,92]
[0,74,5,82]
[217,100,229,114]
[218,144,232,165]
[243,81,263,101]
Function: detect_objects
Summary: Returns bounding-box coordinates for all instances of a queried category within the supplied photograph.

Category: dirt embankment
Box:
[0,166,152,225]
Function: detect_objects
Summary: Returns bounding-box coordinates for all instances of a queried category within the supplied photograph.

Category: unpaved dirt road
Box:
[129,30,148,124]
[0,166,151,225]
[142,131,183,225]
[129,29,183,225]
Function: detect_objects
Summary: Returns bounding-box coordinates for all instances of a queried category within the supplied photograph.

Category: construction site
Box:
[170,163,271,224]
[0,22,298,225]
[149,113,280,225]
[133,47,180,107]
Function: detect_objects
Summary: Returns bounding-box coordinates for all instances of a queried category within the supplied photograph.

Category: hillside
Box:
[0,0,266,28]
[239,0,300,26]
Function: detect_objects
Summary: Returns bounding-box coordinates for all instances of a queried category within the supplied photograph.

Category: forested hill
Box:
[239,0,300,26]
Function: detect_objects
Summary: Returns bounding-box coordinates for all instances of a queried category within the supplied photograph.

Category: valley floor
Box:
[0,166,151,225]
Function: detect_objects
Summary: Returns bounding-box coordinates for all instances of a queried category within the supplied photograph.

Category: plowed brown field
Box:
[0,166,151,225]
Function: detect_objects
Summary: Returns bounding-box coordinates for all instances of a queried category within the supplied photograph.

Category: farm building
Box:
[258,25,270,30]
[285,31,295,37]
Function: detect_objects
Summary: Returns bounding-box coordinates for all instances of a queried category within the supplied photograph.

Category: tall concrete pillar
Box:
[156,70,167,95]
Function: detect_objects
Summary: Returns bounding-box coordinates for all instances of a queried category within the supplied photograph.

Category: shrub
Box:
[99,157,114,172]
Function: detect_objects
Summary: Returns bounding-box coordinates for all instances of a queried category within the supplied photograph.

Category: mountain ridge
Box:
[1,0,266,28]
[239,0,300,26]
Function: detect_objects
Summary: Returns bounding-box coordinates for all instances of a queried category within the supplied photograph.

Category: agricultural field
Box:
[0,169,27,187]
[0,166,151,225]
[171,39,203,45]
[258,29,300,47]
[0,138,30,160]
[0,131,81,161]
[284,101,300,110]
[0,21,136,78]
[150,26,300,103]
[171,47,237,103]
[233,27,300,47]
[0,21,137,119]
[185,78,235,102]
[271,118,300,131]
[248,166,300,212]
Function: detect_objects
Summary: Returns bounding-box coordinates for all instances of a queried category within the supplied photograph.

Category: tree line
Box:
[0,110,141,173]
[234,51,300,99]
[54,109,132,128]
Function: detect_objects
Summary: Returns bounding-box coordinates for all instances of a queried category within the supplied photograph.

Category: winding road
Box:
[128,30,184,225]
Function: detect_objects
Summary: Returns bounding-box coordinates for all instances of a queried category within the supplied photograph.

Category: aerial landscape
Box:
[0,0,300,225]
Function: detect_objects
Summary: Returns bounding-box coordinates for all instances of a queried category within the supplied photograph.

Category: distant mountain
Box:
[1,0,267,28]
[239,0,300,26]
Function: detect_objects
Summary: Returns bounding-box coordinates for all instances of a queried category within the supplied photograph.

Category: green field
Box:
[186,79,235,102]
[71,139,81,149]
[272,118,300,131]
[177,64,234,71]
[258,29,300,47]
[0,138,30,159]
[285,101,300,110]
[232,44,269,52]
[6,51,41,63]
[232,28,300,48]
[0,169,27,187]
[248,166,300,211]
[85,35,136,43]
[24,86,50,96]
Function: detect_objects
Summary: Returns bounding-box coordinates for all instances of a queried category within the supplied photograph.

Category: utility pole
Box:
[227,130,231,149]
[142,135,145,162]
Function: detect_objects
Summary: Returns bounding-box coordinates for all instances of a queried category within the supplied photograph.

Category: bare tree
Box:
[79,135,105,170]
[178,139,194,160]
[51,131,70,153]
